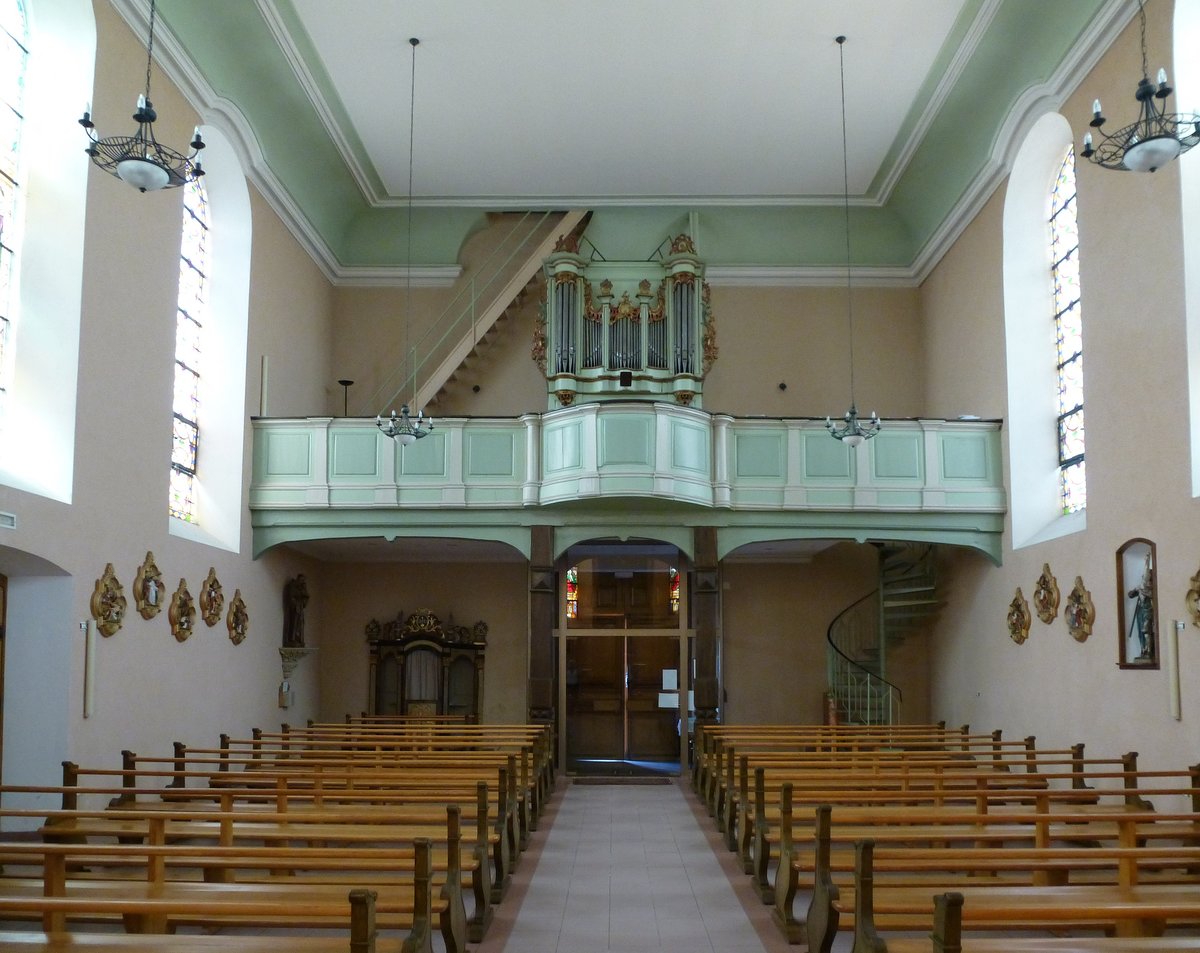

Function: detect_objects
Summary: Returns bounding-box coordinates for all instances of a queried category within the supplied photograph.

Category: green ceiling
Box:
[153,0,1112,273]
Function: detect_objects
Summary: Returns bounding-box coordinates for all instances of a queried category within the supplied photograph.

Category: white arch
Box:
[0,0,93,501]
[1004,111,1086,547]
[168,124,251,552]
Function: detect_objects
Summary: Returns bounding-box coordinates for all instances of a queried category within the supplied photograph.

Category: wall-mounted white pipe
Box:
[82,620,94,719]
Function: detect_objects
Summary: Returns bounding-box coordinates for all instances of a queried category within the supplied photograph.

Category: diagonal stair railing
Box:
[368,209,588,417]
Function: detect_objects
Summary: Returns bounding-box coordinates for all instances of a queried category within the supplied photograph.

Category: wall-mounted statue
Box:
[282,574,309,647]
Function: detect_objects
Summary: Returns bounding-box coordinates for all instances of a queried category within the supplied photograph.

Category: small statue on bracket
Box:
[282,574,309,647]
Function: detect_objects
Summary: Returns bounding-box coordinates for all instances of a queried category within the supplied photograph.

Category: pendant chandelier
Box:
[1081,0,1199,172]
[377,36,434,446]
[78,0,205,192]
[826,35,880,448]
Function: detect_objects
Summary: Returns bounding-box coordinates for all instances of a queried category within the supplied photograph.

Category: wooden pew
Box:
[804,815,1200,951]
[15,796,482,940]
[849,844,1200,950]
[0,849,434,952]
[67,756,521,900]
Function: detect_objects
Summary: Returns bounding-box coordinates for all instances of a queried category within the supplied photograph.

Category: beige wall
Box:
[922,0,1199,784]
[705,286,925,419]
[1,1,332,782]
[316,561,529,724]
[721,544,894,724]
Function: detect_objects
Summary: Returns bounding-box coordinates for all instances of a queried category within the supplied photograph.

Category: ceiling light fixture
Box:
[826,35,880,449]
[78,0,204,192]
[377,36,433,446]
[1081,0,1199,172]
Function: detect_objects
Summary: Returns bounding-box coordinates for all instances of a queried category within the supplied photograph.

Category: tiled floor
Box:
[476,778,796,953]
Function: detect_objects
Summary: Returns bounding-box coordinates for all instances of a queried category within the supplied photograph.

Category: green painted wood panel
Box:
[398,433,448,477]
[330,432,379,477]
[872,432,923,481]
[940,432,991,481]
[671,421,709,474]
[803,433,852,480]
[735,433,784,478]
[265,432,311,476]
[544,421,582,473]
[466,432,516,477]
[599,416,652,467]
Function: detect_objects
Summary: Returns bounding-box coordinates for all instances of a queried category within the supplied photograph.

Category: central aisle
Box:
[477,778,794,953]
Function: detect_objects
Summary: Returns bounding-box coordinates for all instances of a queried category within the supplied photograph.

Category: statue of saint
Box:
[283,574,309,647]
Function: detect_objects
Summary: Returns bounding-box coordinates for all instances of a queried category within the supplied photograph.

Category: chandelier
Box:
[78,0,204,192]
[377,37,433,445]
[1081,0,1199,172]
[826,35,880,449]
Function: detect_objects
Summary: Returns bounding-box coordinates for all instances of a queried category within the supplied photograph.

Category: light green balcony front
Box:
[250,404,1006,562]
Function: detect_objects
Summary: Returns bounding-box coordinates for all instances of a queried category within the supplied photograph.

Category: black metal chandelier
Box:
[826,35,880,449]
[377,37,433,445]
[1081,0,1199,173]
[79,0,204,192]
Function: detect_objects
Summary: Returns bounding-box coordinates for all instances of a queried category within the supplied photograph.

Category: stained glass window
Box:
[1050,147,1085,514]
[0,0,28,422]
[170,175,209,522]
[669,567,679,615]
[566,567,578,620]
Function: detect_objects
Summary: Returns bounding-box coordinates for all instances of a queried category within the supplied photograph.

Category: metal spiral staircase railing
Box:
[826,543,940,725]
[826,589,902,725]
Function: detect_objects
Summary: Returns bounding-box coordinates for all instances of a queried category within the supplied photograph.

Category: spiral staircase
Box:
[826,543,940,725]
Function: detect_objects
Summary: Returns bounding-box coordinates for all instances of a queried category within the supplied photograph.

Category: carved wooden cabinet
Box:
[366,608,487,718]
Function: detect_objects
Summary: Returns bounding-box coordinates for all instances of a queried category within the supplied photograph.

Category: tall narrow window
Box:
[0,0,29,423]
[1050,147,1085,513]
[171,176,209,523]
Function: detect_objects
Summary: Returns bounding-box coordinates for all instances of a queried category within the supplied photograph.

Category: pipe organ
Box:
[534,233,717,407]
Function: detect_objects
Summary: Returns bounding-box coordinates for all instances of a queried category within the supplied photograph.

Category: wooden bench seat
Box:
[869,891,1200,953]
[20,801,488,944]
[0,853,433,952]
[849,840,1200,950]
[807,836,1200,952]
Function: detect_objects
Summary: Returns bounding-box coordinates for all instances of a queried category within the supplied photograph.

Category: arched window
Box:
[166,125,250,551]
[170,176,209,523]
[1049,148,1085,513]
[0,0,29,421]
[0,0,92,502]
[1004,112,1086,546]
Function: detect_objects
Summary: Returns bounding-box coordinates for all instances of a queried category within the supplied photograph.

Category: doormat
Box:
[571,776,673,785]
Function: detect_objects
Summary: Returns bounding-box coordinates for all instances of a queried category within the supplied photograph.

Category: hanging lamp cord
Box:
[406,36,418,407]
[836,35,856,405]
[144,0,157,100]
[1137,0,1149,81]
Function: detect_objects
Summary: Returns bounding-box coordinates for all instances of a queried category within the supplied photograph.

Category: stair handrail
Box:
[826,589,903,722]
[368,209,559,415]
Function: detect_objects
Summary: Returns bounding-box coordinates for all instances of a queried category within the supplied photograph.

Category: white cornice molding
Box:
[109,0,345,281]
[257,0,383,205]
[705,265,917,288]
[910,0,1133,285]
[870,0,1004,205]
[328,265,462,288]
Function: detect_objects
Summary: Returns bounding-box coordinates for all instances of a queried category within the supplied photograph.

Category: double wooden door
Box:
[564,634,681,770]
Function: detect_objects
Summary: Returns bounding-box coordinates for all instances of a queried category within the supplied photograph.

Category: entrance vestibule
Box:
[555,543,694,776]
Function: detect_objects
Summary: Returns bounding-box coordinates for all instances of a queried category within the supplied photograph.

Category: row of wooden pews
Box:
[0,719,556,952]
[693,722,1200,951]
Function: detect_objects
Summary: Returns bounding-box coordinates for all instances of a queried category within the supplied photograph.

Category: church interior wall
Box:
[315,560,530,724]
[0,0,334,785]
[719,543,889,724]
[923,0,1200,778]
[7,0,1200,786]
